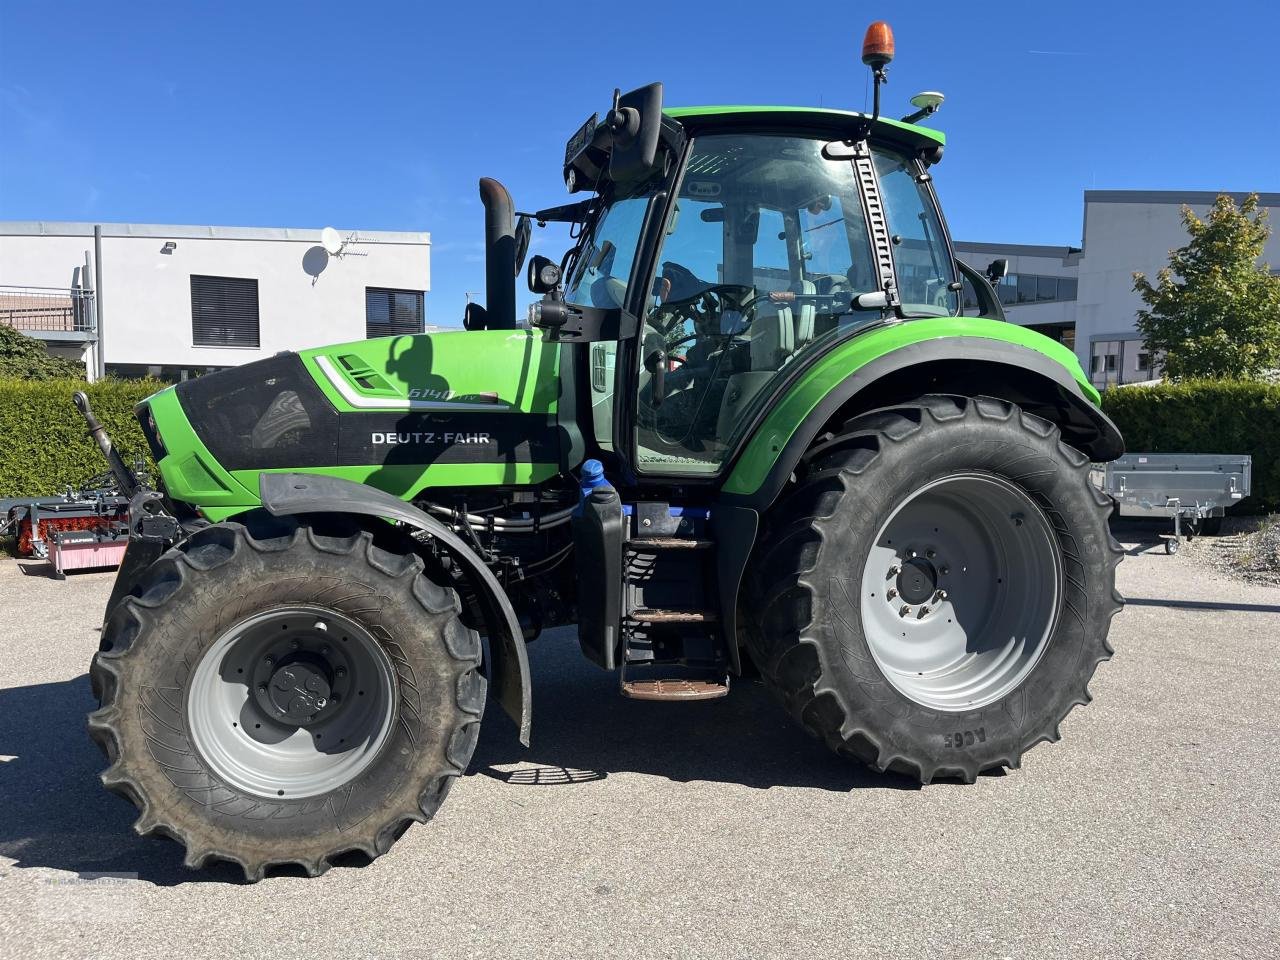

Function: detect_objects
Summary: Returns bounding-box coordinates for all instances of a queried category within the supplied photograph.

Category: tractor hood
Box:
[141,330,564,519]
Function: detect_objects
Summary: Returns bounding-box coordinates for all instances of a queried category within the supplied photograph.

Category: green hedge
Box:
[1102,379,1280,511]
[0,377,166,498]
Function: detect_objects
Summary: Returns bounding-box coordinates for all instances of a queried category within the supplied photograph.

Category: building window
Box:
[1017,274,1038,304]
[1105,354,1118,372]
[106,363,225,382]
[191,275,260,348]
[998,272,1078,306]
[1136,352,1150,372]
[366,287,424,337]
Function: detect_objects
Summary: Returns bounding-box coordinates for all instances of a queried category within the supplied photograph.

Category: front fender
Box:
[259,472,531,746]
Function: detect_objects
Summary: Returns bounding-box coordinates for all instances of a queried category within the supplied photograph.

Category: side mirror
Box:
[513,215,532,276]
[527,254,562,294]
[608,82,663,182]
[986,258,1009,284]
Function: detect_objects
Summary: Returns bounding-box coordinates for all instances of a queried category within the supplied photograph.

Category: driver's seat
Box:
[750,299,795,371]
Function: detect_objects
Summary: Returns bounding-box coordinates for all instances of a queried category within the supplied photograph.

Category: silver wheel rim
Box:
[859,473,1062,712]
[187,605,397,799]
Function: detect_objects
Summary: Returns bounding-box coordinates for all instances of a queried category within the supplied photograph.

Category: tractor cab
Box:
[558,111,962,478]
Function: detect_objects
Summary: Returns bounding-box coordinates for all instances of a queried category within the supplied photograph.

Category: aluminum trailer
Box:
[1104,452,1252,554]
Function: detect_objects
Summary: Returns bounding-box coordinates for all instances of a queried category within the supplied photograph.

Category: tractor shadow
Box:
[0,675,245,886]
[469,628,929,793]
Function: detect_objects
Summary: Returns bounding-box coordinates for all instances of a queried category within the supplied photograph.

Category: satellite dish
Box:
[321,226,344,256]
[909,91,945,112]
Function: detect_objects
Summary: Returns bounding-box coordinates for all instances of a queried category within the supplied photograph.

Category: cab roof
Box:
[664,105,945,150]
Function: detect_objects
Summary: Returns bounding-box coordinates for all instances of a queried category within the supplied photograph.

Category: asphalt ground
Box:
[1,519,1277,960]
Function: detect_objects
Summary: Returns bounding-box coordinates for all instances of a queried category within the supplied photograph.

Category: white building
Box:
[957,190,1280,389]
[0,221,432,380]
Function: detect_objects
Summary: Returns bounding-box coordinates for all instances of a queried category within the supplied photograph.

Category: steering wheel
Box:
[653,281,757,338]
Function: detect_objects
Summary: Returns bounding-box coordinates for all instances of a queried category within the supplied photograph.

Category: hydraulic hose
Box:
[72,391,140,498]
[424,503,576,532]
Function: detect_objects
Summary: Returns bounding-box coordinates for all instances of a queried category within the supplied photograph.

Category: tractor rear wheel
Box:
[87,520,484,880]
[748,395,1123,782]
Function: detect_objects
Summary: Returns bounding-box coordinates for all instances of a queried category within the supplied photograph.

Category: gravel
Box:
[1153,514,1280,587]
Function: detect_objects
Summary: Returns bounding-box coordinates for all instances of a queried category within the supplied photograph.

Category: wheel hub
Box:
[264,656,332,724]
[896,556,937,604]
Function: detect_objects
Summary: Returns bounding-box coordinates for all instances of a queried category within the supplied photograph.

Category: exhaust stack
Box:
[478,177,516,329]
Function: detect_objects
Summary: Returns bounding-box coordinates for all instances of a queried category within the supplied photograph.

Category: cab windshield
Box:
[563,189,658,310]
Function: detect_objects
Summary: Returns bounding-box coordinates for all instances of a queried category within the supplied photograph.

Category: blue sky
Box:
[2,1,1277,326]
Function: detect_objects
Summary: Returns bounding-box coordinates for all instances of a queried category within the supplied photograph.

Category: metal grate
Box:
[365,287,424,338]
[191,275,260,348]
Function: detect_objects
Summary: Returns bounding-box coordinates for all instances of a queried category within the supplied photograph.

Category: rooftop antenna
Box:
[320,227,367,258]
[901,91,945,125]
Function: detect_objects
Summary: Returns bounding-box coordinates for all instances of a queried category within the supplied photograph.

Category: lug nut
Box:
[899,605,911,618]
[888,564,901,576]
[917,606,930,618]
[257,684,267,693]
[335,667,346,678]
[290,639,301,650]
[926,549,936,559]
[941,567,950,576]
[935,590,948,602]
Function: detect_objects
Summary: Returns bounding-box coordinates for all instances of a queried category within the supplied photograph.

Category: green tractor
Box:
[80,23,1124,880]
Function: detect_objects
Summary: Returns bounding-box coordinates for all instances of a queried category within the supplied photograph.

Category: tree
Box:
[1134,193,1280,381]
[0,323,88,380]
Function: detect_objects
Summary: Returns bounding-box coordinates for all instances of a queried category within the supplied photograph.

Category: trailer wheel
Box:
[748,395,1124,783]
[1165,537,1179,555]
[87,520,484,880]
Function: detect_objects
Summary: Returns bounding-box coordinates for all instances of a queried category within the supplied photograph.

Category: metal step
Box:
[621,677,729,701]
[626,608,717,624]
[625,537,714,550]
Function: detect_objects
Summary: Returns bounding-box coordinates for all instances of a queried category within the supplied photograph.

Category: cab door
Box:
[630,133,877,478]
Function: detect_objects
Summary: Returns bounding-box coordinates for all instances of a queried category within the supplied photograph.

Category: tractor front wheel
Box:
[749,395,1123,782]
[88,520,484,880]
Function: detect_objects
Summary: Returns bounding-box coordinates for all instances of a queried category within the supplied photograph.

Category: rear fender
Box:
[258,472,532,746]
[722,335,1124,512]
